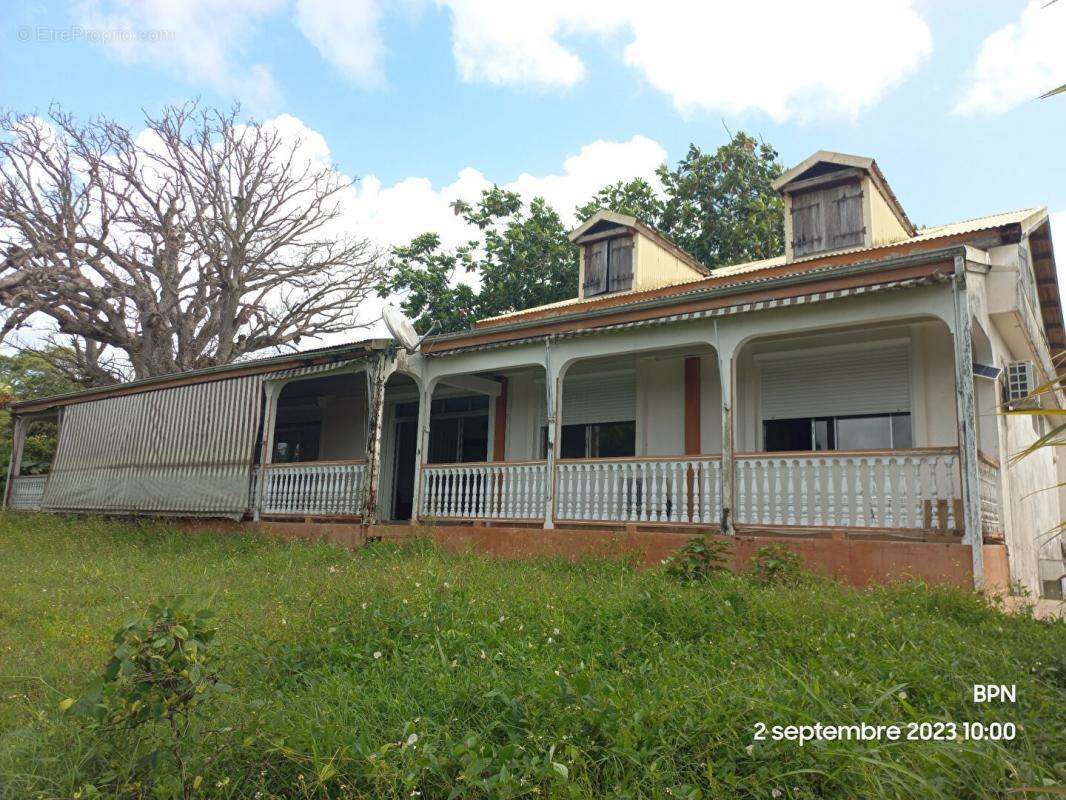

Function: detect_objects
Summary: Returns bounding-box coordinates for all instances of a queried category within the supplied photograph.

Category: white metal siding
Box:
[42,375,265,517]
[759,342,911,420]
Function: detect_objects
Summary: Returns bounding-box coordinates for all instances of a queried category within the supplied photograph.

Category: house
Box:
[5,151,1064,598]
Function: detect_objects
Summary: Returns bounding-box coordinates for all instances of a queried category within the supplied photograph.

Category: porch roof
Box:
[7,339,393,414]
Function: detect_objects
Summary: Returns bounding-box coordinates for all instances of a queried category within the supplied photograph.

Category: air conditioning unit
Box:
[1006,361,1038,407]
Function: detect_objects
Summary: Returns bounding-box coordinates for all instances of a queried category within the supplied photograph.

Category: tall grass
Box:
[0,512,1063,799]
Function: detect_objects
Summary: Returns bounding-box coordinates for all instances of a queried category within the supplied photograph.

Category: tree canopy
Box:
[384,132,783,333]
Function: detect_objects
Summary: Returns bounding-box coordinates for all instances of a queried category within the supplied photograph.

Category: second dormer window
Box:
[583,236,634,297]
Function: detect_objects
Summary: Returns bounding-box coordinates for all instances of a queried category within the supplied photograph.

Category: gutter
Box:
[423,244,971,353]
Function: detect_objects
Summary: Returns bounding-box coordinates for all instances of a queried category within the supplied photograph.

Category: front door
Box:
[391,419,417,520]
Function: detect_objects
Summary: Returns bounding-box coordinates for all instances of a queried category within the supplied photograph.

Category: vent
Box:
[1006,361,1037,406]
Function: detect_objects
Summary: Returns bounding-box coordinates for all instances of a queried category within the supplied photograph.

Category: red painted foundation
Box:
[176,519,1007,592]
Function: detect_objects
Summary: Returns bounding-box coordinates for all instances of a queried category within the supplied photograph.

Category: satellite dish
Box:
[381,304,421,352]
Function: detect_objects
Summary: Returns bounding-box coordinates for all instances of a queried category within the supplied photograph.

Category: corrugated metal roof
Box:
[476,207,1044,328]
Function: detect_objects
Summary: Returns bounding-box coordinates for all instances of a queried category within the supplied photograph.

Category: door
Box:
[391,418,417,520]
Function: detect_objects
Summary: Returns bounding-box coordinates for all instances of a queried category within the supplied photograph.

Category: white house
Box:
[6,151,1064,597]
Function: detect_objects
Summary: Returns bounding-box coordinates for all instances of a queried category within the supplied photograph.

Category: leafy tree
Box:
[384,132,785,333]
[0,348,82,482]
[379,187,576,333]
[657,132,784,267]
[575,178,664,225]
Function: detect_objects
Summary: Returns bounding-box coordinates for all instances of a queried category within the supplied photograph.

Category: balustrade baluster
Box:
[867,458,878,528]
[840,461,850,526]
[929,457,941,531]
[854,459,866,527]
[812,459,822,526]
[883,458,894,528]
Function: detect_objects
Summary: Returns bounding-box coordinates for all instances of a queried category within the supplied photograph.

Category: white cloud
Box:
[955,1,1066,116]
[1051,211,1066,300]
[294,0,386,87]
[78,0,285,111]
[437,0,932,120]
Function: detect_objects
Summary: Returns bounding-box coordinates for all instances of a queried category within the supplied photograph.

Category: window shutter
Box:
[562,371,635,426]
[759,342,911,420]
[790,194,823,257]
[583,240,608,295]
[607,237,634,292]
[826,183,864,249]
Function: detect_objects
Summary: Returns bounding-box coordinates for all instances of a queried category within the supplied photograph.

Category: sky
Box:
[2,0,1066,339]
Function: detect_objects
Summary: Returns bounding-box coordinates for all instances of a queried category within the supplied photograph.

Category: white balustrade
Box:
[734,449,963,532]
[554,457,722,525]
[420,461,548,520]
[256,461,366,516]
[8,475,47,509]
[977,453,1002,535]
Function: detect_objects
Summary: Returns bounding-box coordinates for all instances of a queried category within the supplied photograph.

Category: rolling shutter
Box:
[759,342,911,420]
[562,371,635,425]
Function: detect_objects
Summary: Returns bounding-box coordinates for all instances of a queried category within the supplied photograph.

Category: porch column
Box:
[711,319,741,534]
[950,260,984,588]
[252,381,283,522]
[543,339,560,529]
[3,415,28,508]
[409,380,433,523]
[362,352,397,525]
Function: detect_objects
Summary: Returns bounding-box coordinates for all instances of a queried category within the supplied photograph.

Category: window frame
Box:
[583,235,634,298]
[761,412,912,453]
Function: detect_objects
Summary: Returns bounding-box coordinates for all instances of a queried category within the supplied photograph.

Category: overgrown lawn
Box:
[0,512,1063,799]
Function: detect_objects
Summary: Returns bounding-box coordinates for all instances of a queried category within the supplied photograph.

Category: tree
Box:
[379,187,576,333]
[0,347,82,482]
[657,132,784,267]
[0,104,385,384]
[383,132,785,334]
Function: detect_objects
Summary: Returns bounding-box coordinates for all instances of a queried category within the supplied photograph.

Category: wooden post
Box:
[409,381,433,524]
[716,325,737,535]
[492,376,508,462]
[683,357,701,455]
[3,415,27,508]
[951,258,984,588]
[252,382,282,522]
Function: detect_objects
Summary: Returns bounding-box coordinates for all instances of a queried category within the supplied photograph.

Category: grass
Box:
[0,512,1063,799]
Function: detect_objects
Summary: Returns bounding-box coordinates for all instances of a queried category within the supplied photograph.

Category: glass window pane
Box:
[813,417,834,451]
[431,399,445,414]
[444,397,469,413]
[891,413,913,448]
[560,425,586,459]
[428,417,460,463]
[595,421,635,457]
[395,401,419,418]
[469,395,489,411]
[459,415,488,462]
[763,418,812,451]
[836,415,891,450]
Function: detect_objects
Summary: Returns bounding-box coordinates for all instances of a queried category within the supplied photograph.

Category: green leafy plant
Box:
[665,534,733,582]
[64,598,229,798]
[748,544,804,586]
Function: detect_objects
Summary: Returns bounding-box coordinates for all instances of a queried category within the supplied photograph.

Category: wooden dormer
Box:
[773,151,915,262]
[569,210,709,300]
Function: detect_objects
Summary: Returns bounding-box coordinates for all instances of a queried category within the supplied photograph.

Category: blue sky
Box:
[3,0,1066,301]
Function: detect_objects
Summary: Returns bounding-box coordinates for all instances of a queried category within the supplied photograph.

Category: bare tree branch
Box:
[0,103,385,384]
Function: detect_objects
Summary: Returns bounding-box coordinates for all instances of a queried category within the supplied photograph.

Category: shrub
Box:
[748,543,804,586]
[63,598,229,798]
[665,534,733,582]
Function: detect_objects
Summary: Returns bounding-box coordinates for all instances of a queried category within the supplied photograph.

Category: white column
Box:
[950,258,984,588]
[543,339,560,529]
[409,380,433,523]
[252,382,283,522]
[715,323,740,534]
[362,352,397,525]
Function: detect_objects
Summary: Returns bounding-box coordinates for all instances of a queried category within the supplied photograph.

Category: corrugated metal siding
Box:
[42,374,265,517]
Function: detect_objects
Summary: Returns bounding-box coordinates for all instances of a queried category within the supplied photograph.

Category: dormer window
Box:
[791,180,865,257]
[583,235,634,297]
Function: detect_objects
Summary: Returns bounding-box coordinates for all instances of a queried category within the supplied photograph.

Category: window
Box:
[790,181,864,257]
[762,413,911,452]
[544,421,636,459]
[426,395,489,464]
[583,236,634,297]
[273,423,321,462]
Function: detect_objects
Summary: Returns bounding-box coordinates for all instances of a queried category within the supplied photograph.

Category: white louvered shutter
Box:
[561,371,636,426]
[759,343,911,420]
